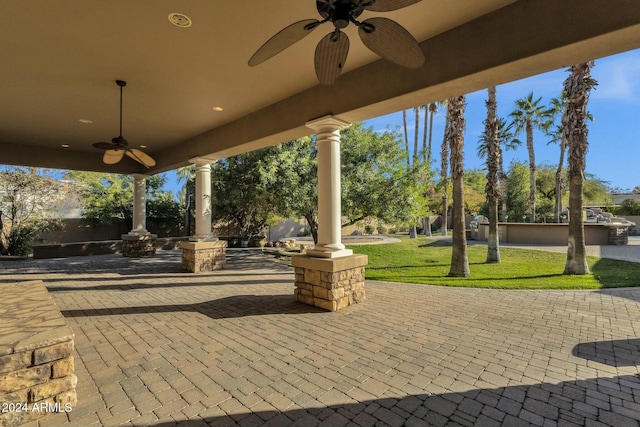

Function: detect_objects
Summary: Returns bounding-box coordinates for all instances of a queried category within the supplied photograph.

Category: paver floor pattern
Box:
[1,249,640,426]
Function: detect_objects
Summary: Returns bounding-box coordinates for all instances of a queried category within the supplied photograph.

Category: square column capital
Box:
[189,156,218,166]
[305,115,350,133]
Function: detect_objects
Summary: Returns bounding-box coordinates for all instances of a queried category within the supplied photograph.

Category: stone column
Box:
[122,174,156,257]
[305,115,352,259]
[179,156,226,272]
[292,115,367,312]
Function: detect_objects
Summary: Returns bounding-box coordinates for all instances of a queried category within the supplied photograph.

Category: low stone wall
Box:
[292,254,368,312]
[33,237,188,259]
[122,234,157,258]
[476,223,630,245]
[0,280,76,427]
[180,240,227,273]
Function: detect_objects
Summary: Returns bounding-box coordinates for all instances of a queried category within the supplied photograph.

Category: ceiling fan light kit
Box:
[92,80,156,168]
[249,0,425,85]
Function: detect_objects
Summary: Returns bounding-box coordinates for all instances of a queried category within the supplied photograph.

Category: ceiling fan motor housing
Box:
[317,0,365,29]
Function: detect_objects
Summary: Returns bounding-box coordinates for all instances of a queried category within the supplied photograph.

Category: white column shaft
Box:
[129,174,148,235]
[317,131,344,248]
[195,162,212,238]
[189,158,218,241]
[306,116,352,258]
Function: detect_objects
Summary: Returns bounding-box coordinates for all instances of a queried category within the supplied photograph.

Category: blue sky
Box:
[9,48,638,196]
[364,48,640,191]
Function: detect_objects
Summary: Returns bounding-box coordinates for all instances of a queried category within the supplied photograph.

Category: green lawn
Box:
[346,237,640,289]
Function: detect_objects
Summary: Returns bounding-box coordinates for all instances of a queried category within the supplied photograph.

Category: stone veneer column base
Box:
[122,234,157,257]
[0,280,76,427]
[292,254,368,312]
[179,240,227,273]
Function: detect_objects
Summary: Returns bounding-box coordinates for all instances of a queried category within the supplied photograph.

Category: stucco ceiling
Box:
[1,0,639,174]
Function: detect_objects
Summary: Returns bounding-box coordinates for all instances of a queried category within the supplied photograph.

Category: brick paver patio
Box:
[2,248,640,426]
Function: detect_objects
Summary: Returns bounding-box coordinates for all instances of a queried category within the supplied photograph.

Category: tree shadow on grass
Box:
[419,240,453,248]
[590,257,640,289]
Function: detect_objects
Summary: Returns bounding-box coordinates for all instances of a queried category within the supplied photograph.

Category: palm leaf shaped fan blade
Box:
[126,148,156,168]
[103,149,125,165]
[315,31,350,85]
[248,19,322,66]
[364,0,423,12]
[358,17,425,69]
[92,80,156,168]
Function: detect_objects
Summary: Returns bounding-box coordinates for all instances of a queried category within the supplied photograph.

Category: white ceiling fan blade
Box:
[126,148,156,168]
[103,149,125,164]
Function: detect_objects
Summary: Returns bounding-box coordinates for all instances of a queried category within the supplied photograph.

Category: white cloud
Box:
[591,50,640,102]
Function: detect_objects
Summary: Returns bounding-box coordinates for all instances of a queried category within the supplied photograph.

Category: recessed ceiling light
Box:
[168,13,192,28]
[79,119,93,124]
[139,145,148,149]
[212,106,224,112]
[61,144,70,148]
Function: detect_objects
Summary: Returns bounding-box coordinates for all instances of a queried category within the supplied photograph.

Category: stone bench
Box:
[0,280,76,426]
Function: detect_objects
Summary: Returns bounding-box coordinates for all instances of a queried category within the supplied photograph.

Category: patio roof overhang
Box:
[2,0,639,175]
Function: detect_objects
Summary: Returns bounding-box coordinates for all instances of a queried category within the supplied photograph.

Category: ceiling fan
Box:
[92,80,156,168]
[248,0,425,85]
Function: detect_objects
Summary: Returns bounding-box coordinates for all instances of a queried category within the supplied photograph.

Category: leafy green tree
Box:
[0,168,66,255]
[340,123,428,228]
[176,165,196,235]
[463,169,487,215]
[616,199,640,216]
[211,153,280,239]
[209,123,429,244]
[269,123,429,243]
[583,174,611,206]
[68,172,181,234]
[505,161,530,222]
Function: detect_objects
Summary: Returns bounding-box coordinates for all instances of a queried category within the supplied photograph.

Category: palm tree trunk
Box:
[402,110,410,169]
[526,121,536,222]
[447,95,470,277]
[427,103,437,165]
[564,62,597,275]
[554,137,566,223]
[413,107,420,164]
[422,105,428,163]
[440,116,449,236]
[485,87,501,263]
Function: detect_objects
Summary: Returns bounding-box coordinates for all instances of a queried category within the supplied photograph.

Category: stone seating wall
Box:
[0,280,76,427]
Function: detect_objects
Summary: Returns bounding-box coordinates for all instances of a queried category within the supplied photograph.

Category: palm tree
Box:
[564,62,597,275]
[546,94,569,223]
[477,118,516,222]
[483,87,501,263]
[440,104,450,236]
[426,102,441,165]
[413,106,420,165]
[509,92,552,222]
[446,95,470,277]
[402,110,410,169]
[421,104,428,163]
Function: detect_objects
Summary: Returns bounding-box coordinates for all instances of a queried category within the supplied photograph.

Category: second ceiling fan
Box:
[92,80,156,168]
[249,0,426,85]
